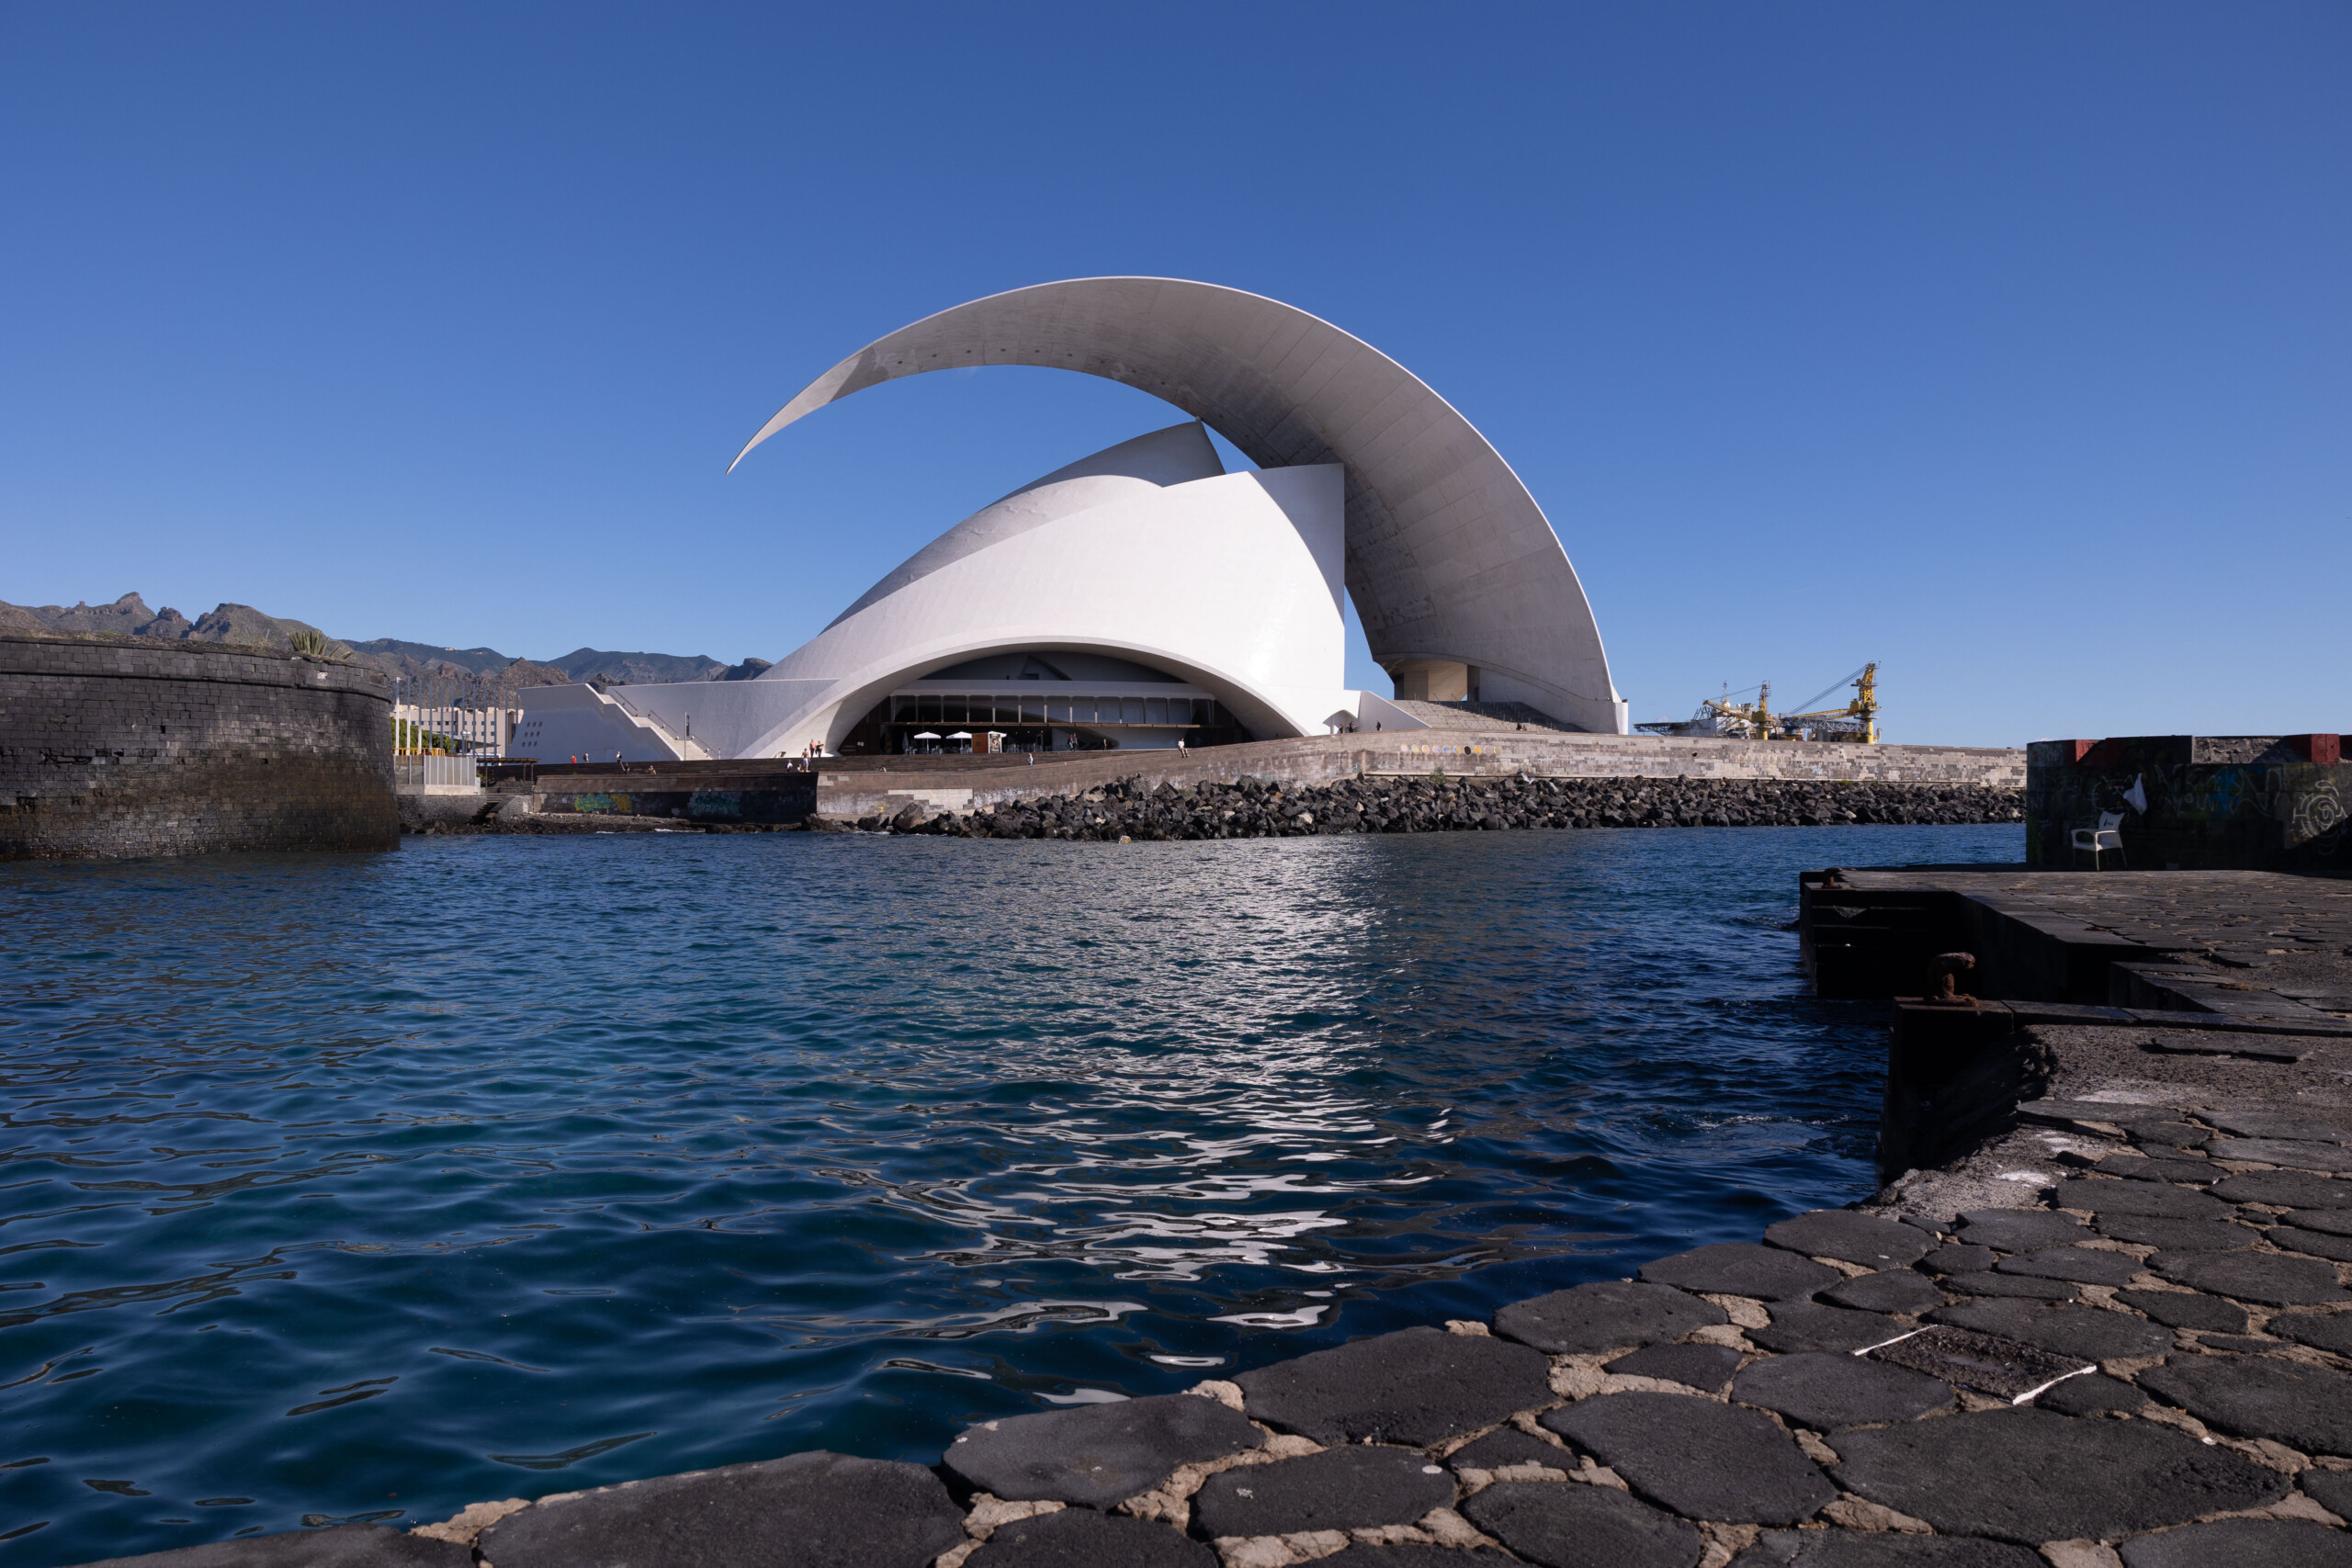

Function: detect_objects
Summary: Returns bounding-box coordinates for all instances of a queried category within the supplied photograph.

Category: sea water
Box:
[0,824,2017,1562]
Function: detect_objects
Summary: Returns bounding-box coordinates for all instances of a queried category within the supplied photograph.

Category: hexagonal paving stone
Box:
[2299,1466,2352,1520]
[2286,1209,2352,1237]
[1820,1269,1946,1315]
[2051,1179,2231,1221]
[1494,1280,1728,1355]
[1604,1341,1744,1393]
[2211,1171,2352,1207]
[2206,1139,2352,1172]
[1749,1303,1904,1353]
[1189,1445,1453,1539]
[477,1451,967,1568]
[2095,1214,2256,1250]
[1941,1271,2080,1302]
[2137,1353,2352,1455]
[1237,1326,1553,1446]
[1830,1407,2286,1543]
[72,1526,474,1568]
[1928,1300,2175,1362]
[1463,1478,1705,1568]
[2153,1248,2352,1306]
[1639,1243,1843,1302]
[1447,1426,1573,1472]
[1956,1210,2090,1251]
[2204,1109,2352,1143]
[1545,1392,1836,1524]
[1866,1326,2090,1402]
[1762,1211,1934,1269]
[2269,1310,2352,1355]
[1727,1532,2045,1566]
[1919,1244,1997,1274]
[2037,1372,2147,1416]
[2116,1517,2352,1567]
[1993,1247,2143,1285]
[2115,1288,2248,1333]
[943,1393,1261,1506]
[2119,1160,2222,1187]
[1731,1351,1952,1430]
[966,1507,1215,1567]
[2273,1225,2352,1262]
[1307,1546,1520,1568]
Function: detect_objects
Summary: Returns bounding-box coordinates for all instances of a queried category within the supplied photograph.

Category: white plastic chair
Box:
[2072,811,2127,869]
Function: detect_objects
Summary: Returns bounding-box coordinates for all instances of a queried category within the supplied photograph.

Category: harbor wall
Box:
[2026,734,2350,871]
[806,732,2022,820]
[0,634,397,861]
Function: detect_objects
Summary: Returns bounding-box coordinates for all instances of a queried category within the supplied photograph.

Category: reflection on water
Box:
[0,825,2017,1562]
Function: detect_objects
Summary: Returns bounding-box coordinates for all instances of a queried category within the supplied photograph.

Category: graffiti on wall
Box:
[2025,736,2349,871]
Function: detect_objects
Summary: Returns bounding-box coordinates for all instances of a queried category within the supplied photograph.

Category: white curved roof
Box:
[601,423,1356,758]
[731,277,1623,733]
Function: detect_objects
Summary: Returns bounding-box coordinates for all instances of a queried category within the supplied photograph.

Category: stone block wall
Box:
[2026,734,2351,870]
[0,634,398,861]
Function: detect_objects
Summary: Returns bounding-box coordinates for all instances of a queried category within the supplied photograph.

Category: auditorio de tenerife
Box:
[512,278,1628,761]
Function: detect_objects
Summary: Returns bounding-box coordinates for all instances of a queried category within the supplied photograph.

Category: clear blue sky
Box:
[4,4,2344,746]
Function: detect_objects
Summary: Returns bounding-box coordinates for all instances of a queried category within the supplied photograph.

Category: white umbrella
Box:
[912,731,942,740]
[947,731,972,740]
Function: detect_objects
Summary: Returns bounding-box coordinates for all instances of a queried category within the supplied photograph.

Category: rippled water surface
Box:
[0,825,2018,1561]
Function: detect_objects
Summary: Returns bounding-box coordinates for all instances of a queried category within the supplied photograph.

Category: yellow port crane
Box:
[1772,662,1879,742]
[1636,663,1879,742]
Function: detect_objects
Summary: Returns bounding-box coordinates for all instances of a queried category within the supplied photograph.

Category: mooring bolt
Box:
[1925,952,1978,1007]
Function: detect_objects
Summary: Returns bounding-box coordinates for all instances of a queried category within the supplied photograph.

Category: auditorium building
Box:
[513,277,1627,761]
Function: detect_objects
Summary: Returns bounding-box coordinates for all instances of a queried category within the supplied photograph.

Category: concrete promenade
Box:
[73,865,2352,1568]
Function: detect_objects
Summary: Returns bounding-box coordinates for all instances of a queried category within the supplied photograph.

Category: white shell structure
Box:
[732,276,1626,736]
[525,423,1381,761]
[510,278,1626,761]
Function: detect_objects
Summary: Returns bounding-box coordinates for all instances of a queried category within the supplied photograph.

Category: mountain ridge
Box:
[2,593,773,694]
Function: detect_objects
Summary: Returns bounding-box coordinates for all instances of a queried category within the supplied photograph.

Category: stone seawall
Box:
[812,734,2023,821]
[0,634,397,861]
[842,773,2022,840]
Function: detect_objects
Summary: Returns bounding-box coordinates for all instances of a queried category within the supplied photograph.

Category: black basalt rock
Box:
[1189,1445,1453,1539]
[1447,1426,1574,1472]
[1732,1351,1954,1430]
[943,1393,1261,1507]
[1762,1211,1934,1269]
[1727,1529,2045,1566]
[476,1451,967,1568]
[1749,1302,1904,1353]
[1236,1325,1553,1446]
[2115,1288,2249,1334]
[1640,1242,1843,1302]
[2153,1248,2351,1306]
[1954,1210,2090,1252]
[1821,1269,1947,1315]
[2116,1517,2352,1568]
[1462,1478,1705,1568]
[1605,1340,1745,1393]
[2136,1353,2352,1456]
[1494,1280,1728,1355]
[965,1507,1214,1568]
[1830,1407,2286,1543]
[1546,1392,1836,1524]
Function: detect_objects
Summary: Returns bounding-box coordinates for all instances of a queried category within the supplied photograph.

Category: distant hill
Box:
[0,592,772,697]
[543,647,730,684]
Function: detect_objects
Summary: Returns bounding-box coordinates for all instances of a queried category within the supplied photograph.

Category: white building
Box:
[514,278,1626,763]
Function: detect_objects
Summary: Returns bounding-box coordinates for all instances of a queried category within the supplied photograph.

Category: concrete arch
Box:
[729,277,1626,734]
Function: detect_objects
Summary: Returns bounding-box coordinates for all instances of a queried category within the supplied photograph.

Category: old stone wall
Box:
[0,634,398,861]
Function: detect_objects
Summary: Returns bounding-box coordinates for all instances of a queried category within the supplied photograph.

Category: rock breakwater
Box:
[860,774,2023,839]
